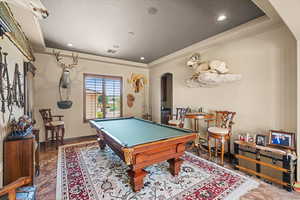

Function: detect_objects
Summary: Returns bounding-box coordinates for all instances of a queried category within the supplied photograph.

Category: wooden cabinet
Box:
[3,129,39,186]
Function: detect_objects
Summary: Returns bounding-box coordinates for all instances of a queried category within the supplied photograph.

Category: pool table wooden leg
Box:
[98,139,106,150]
[168,158,183,176]
[128,168,147,192]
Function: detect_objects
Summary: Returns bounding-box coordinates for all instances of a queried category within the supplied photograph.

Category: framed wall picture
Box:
[238,134,246,142]
[256,135,267,146]
[247,135,255,143]
[268,130,295,150]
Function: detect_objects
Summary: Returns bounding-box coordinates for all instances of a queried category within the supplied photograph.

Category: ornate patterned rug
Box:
[56,141,259,200]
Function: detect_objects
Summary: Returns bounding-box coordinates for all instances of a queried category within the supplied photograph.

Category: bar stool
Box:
[39,109,65,150]
[168,108,188,128]
[207,111,236,166]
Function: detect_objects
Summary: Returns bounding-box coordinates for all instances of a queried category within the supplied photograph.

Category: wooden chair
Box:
[168,108,188,128]
[207,111,236,166]
[0,177,35,200]
[39,109,65,150]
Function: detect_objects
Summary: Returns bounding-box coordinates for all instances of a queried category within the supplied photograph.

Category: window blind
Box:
[84,74,122,120]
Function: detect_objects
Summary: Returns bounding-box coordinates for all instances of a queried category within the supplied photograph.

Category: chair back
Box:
[0,177,33,200]
[215,111,236,133]
[39,109,53,125]
[175,108,188,121]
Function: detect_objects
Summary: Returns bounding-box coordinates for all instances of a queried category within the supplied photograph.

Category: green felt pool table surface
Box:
[90,117,193,147]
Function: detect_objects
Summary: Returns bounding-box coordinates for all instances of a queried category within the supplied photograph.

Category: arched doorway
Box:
[161,73,173,124]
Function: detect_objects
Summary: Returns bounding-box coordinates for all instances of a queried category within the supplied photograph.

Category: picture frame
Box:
[268,130,295,150]
[238,134,246,142]
[256,134,267,146]
[247,134,255,143]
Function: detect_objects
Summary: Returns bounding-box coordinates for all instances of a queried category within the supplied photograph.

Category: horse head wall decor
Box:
[53,50,79,109]
[127,73,147,93]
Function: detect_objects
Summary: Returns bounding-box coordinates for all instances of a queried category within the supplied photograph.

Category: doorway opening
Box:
[161,73,173,124]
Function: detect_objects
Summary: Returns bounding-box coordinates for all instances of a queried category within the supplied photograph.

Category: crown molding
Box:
[36,47,149,68]
[251,0,281,21]
[32,0,284,69]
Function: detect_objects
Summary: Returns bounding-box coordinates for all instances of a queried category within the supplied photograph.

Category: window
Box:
[84,74,122,121]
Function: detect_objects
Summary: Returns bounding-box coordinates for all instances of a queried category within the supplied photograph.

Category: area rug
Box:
[56,141,259,200]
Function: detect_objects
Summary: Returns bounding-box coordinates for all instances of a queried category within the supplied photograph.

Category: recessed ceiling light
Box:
[140,57,145,60]
[67,43,73,47]
[217,15,227,22]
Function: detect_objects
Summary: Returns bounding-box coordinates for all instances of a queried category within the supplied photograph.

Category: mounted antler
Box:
[53,50,79,69]
[52,50,80,109]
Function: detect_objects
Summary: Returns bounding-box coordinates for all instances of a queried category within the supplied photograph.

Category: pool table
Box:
[89,117,197,192]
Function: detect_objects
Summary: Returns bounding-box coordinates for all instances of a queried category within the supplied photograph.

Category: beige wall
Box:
[150,25,297,139]
[268,0,300,39]
[0,36,27,186]
[33,53,149,141]
[267,0,300,183]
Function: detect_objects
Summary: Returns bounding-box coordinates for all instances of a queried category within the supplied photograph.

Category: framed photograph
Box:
[247,135,255,143]
[244,133,256,143]
[256,135,267,146]
[238,134,246,141]
[268,130,295,150]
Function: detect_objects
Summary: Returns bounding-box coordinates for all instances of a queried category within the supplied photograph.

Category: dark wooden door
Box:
[161,109,171,124]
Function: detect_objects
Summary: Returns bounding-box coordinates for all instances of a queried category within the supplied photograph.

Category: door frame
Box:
[160,73,173,123]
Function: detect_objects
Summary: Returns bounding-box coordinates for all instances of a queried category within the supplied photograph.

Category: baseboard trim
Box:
[40,135,96,146]
[64,135,97,142]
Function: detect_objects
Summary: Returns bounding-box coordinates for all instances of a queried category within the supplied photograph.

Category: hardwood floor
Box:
[35,137,300,200]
